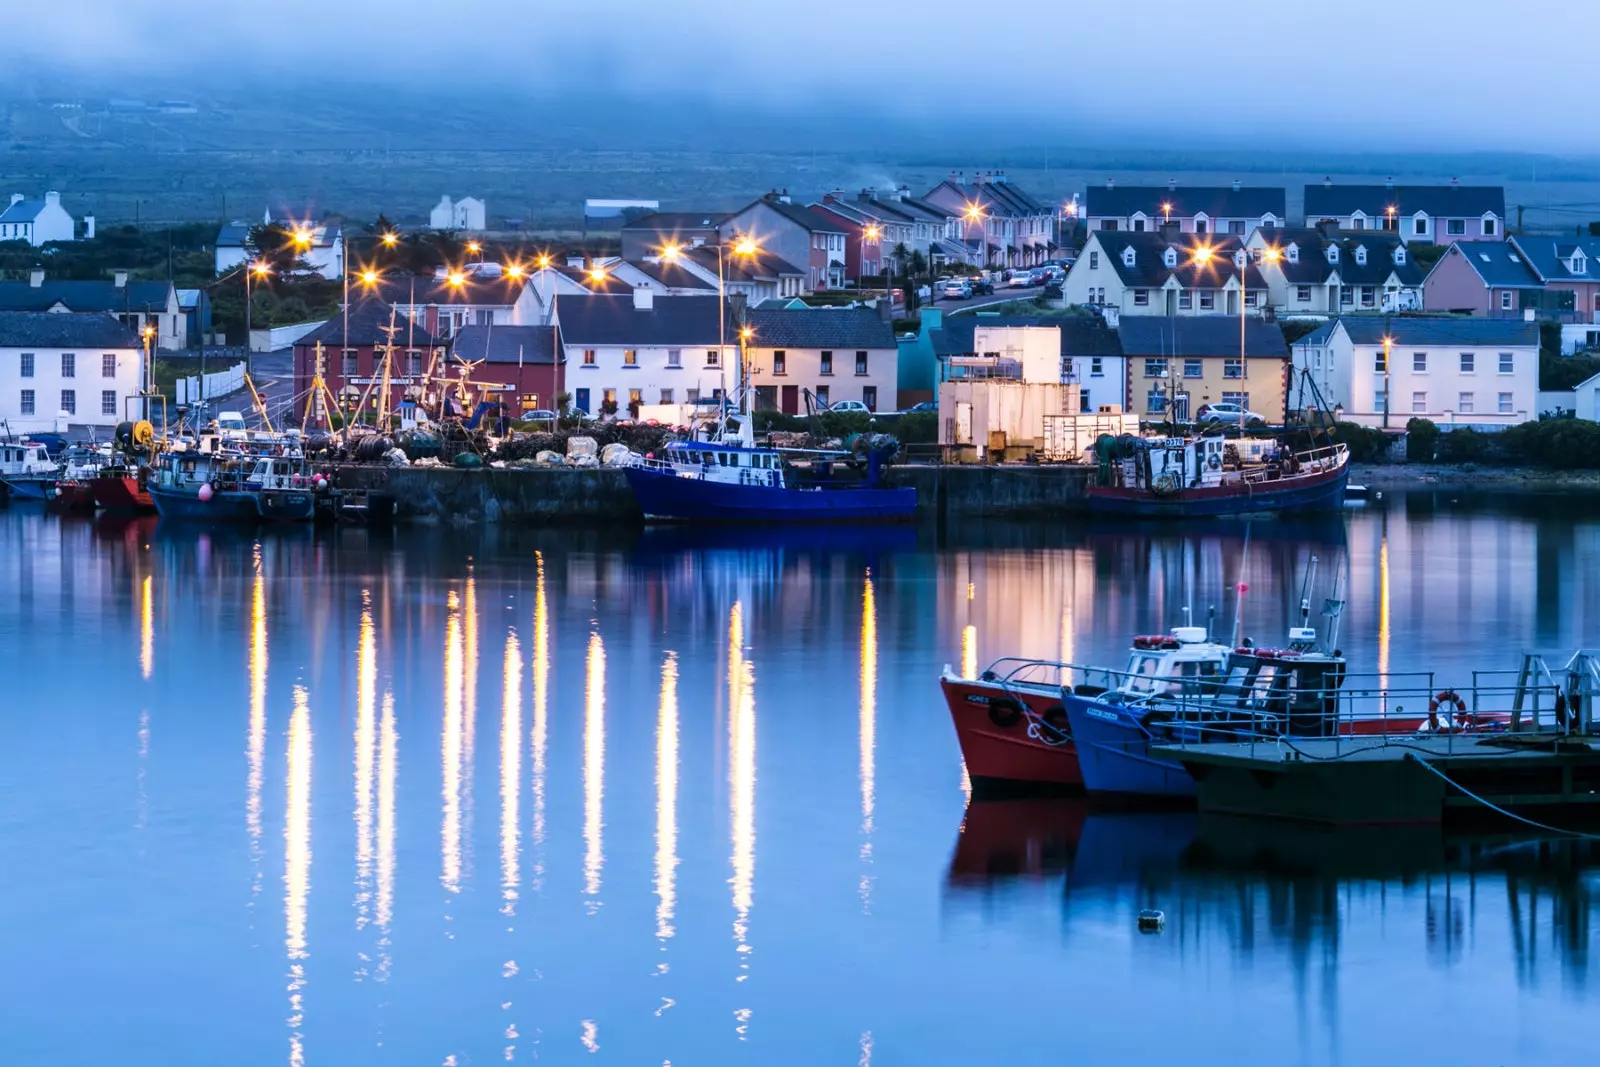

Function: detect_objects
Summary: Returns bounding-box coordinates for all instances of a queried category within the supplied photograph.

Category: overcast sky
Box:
[13,0,1599,153]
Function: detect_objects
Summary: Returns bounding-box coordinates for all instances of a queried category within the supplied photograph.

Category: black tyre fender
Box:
[1042,704,1070,737]
[987,698,1024,729]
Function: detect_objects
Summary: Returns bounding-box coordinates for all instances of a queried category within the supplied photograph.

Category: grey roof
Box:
[1508,235,1600,283]
[216,223,251,248]
[743,306,896,349]
[1440,241,1543,289]
[1117,317,1288,358]
[1304,184,1505,220]
[628,259,716,291]
[556,294,731,346]
[550,265,636,294]
[1261,228,1424,286]
[735,196,846,235]
[1327,316,1539,348]
[682,246,805,281]
[1090,232,1265,290]
[0,279,173,314]
[1085,185,1286,221]
[452,325,560,364]
[0,310,139,348]
[931,314,1122,360]
[926,178,1049,218]
[295,300,438,348]
[621,211,727,232]
[0,199,47,224]
[372,272,532,306]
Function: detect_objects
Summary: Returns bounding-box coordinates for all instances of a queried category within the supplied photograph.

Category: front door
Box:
[781,385,799,415]
[574,387,590,414]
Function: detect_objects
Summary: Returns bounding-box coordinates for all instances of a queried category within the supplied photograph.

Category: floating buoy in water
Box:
[198,482,214,502]
[1138,909,1165,932]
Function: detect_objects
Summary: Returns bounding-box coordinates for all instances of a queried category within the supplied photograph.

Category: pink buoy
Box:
[198,483,214,502]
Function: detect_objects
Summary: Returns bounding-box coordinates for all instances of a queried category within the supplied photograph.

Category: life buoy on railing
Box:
[987,698,1024,729]
[1423,689,1469,732]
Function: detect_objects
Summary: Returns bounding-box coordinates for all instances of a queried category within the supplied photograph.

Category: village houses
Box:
[920,171,1054,268]
[0,192,87,247]
[1062,231,1267,318]
[0,311,142,434]
[1083,180,1286,237]
[1246,225,1423,314]
[1117,317,1290,424]
[741,306,899,413]
[1303,180,1505,245]
[719,192,847,292]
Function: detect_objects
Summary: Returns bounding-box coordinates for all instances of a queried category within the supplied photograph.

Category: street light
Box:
[447,270,467,288]
[380,231,399,248]
[1381,331,1394,429]
[504,262,525,280]
[963,203,988,268]
[861,223,883,287]
[715,236,761,406]
[244,260,271,378]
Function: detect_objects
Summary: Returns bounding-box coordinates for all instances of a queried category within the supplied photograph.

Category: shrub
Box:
[1405,417,1439,462]
[1435,426,1492,464]
[1331,421,1391,463]
[1498,418,1600,469]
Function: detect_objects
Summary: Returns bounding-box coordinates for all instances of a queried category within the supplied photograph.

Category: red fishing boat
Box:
[89,467,156,513]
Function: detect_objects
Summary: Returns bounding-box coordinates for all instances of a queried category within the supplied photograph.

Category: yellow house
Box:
[1116,317,1290,424]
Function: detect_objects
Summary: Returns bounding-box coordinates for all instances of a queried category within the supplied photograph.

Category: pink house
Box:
[1422,241,1543,318]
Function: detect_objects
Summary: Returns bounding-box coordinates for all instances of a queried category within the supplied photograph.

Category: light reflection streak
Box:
[501,628,522,914]
[531,552,549,858]
[442,590,464,896]
[655,652,679,943]
[463,574,478,858]
[728,602,756,1009]
[583,631,606,908]
[285,684,313,1067]
[375,691,397,982]
[858,572,877,910]
[961,625,977,681]
[1378,536,1391,687]
[140,573,153,679]
[354,591,377,933]
[247,556,268,901]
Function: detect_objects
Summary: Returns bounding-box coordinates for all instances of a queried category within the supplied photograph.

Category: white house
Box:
[215,217,345,280]
[1245,225,1424,315]
[1084,180,1286,237]
[555,290,734,415]
[1302,181,1505,246]
[0,311,142,433]
[0,192,80,246]
[1292,317,1540,427]
[430,195,487,232]
[936,315,1127,413]
[742,305,899,413]
[0,271,185,351]
[1062,231,1267,318]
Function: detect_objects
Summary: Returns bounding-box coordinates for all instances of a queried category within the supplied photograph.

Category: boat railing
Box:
[1235,442,1348,485]
[977,656,1127,693]
[630,454,700,478]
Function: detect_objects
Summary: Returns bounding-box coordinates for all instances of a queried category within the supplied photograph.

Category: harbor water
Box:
[3,491,1599,1065]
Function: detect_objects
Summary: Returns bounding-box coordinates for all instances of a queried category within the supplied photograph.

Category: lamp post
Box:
[861,223,882,289]
[665,236,758,407]
[964,203,987,270]
[244,260,270,379]
[1381,329,1394,429]
[141,324,155,406]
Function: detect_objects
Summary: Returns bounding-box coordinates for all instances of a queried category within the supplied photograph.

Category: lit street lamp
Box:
[244,260,271,379]
[861,223,882,286]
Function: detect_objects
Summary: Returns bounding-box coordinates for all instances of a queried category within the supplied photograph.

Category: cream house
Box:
[741,305,898,413]
[1246,226,1423,314]
[1061,231,1267,318]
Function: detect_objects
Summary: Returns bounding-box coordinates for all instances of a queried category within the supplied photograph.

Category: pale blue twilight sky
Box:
[10,0,1597,152]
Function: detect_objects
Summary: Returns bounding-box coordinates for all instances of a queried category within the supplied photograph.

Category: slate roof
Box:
[1117,317,1288,358]
[1508,236,1600,284]
[0,279,173,313]
[743,307,896,350]
[550,265,635,294]
[1090,233,1265,289]
[451,325,560,364]
[1304,184,1505,221]
[294,300,438,348]
[931,314,1123,360]
[216,223,251,248]
[0,310,139,348]
[1442,241,1544,289]
[1328,316,1539,348]
[0,199,48,224]
[621,211,727,232]
[628,259,716,291]
[216,221,341,249]
[371,272,531,307]
[1085,185,1286,221]
[1260,228,1423,286]
[682,246,806,281]
[738,196,846,234]
[928,178,1049,218]
[555,295,732,346]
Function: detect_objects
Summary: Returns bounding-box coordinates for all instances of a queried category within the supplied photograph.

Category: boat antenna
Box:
[1207,604,1216,643]
[1298,553,1319,632]
[1231,522,1253,648]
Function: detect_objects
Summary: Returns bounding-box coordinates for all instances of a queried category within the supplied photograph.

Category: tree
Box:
[908,250,928,279]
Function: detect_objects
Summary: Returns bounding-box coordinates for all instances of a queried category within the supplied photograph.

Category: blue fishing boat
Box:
[624,433,916,524]
[1087,437,1349,518]
[149,440,324,522]
[0,440,61,502]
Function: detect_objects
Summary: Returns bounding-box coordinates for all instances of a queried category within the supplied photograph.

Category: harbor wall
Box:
[331,462,1095,524]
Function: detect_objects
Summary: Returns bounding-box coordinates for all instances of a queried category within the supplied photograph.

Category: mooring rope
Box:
[1405,752,1600,840]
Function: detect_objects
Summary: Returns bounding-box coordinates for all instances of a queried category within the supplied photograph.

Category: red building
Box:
[449,324,563,415]
[291,300,441,425]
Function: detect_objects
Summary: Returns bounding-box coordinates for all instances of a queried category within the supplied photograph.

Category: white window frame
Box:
[1413,352,1427,372]
[1498,391,1514,414]
[1460,352,1475,374]
[1498,352,1514,374]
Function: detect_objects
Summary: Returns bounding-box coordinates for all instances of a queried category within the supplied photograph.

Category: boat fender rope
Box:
[1404,754,1600,840]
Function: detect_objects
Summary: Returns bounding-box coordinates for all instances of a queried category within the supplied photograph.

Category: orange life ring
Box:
[1425,689,1469,731]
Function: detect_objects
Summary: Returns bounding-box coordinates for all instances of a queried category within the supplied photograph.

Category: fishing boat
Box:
[89,464,156,513]
[47,444,111,513]
[624,414,916,524]
[148,438,329,522]
[0,440,61,502]
[1086,436,1349,518]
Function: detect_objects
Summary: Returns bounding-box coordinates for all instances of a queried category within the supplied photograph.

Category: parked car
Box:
[522,409,557,424]
[968,279,994,295]
[828,400,873,414]
[1195,401,1267,427]
[1005,273,1034,288]
[940,278,972,299]
[1028,268,1050,285]
[900,400,937,414]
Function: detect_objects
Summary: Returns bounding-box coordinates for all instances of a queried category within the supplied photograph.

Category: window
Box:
[1374,349,1387,372]
[863,386,878,411]
[659,388,674,404]
[1412,391,1428,413]
[667,348,682,368]
[1224,358,1244,379]
[475,310,493,326]
[1143,358,1168,378]
[1296,285,1311,303]
[1184,358,1202,378]
[342,349,357,377]
[1360,286,1375,307]
[1375,389,1387,413]
[61,389,75,415]
[102,390,117,416]
[1340,287,1353,306]
[1446,219,1465,236]
[1101,221,1117,232]
[820,350,833,375]
[1178,292,1192,310]
[814,385,830,407]
[19,353,33,378]
[628,388,642,407]
[1414,217,1428,236]
[1222,391,1249,409]
[623,349,637,367]
[1133,289,1150,307]
[1458,391,1475,413]
[1132,218,1146,232]
[773,350,787,375]
[1312,348,1322,370]
[1245,291,1259,308]
[1413,352,1427,372]
[1198,292,1215,310]
[1195,219,1208,234]
[102,353,117,378]
[1146,389,1167,413]
[519,393,539,410]
[61,353,75,378]
[1090,357,1104,377]
[1499,352,1514,374]
[686,388,700,402]
[1089,251,1100,269]
[706,349,720,368]
[1460,352,1475,373]
[1498,392,1514,414]
[583,349,597,365]
[406,351,422,376]
[855,351,868,375]
[1229,220,1246,236]
[602,388,616,407]
[19,389,34,415]
[1500,291,1513,311]
[1484,218,1498,236]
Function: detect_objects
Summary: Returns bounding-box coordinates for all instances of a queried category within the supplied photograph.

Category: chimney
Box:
[948,170,959,184]
[1384,176,1394,190]
[896,184,910,201]
[778,189,791,204]
[566,256,585,268]
[1451,177,1460,188]
[1232,179,1241,192]
[632,286,654,311]
[1106,178,1116,190]
[1323,176,1332,188]
[1316,219,1340,240]
[113,269,128,288]
[859,187,875,200]
[8,194,21,207]
[45,191,59,205]
[83,215,95,239]
[1167,177,1177,192]
[28,267,44,287]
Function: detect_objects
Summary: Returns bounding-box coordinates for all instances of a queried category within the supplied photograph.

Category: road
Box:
[932,284,1051,315]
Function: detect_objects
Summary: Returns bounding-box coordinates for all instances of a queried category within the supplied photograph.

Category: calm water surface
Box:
[3,494,1600,1066]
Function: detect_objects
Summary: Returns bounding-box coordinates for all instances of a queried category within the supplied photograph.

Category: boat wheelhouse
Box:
[1087,436,1350,517]
[0,441,61,502]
